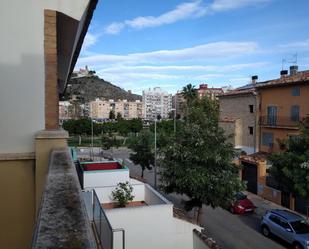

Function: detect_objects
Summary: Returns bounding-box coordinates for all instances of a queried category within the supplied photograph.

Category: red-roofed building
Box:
[256,66,309,153]
[197,84,224,100]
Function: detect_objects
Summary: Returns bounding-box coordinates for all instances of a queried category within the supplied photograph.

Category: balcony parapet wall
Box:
[31,148,96,249]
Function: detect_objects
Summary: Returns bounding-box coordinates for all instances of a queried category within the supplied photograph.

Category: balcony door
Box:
[267,106,277,125]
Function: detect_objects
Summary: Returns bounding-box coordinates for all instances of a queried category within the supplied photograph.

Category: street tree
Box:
[129,130,154,178]
[159,96,244,223]
[109,110,115,120]
[268,116,309,197]
[116,112,123,121]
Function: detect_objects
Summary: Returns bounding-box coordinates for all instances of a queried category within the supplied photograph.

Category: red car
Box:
[229,192,256,214]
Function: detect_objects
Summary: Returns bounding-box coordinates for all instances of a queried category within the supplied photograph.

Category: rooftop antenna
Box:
[282,53,298,70]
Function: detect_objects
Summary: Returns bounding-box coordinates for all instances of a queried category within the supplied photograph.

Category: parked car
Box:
[261,209,309,249]
[229,192,256,214]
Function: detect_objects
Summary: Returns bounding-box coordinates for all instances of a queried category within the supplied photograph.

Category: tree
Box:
[116,112,123,121]
[182,84,197,103]
[129,130,154,178]
[268,116,309,197]
[129,118,143,134]
[101,133,114,150]
[159,96,244,223]
[109,110,115,120]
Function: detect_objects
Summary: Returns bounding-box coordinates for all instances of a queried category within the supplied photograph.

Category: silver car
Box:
[261,209,309,249]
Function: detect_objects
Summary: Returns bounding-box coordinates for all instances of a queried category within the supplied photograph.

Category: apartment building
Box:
[197,84,224,100]
[218,81,258,155]
[59,101,71,121]
[256,66,309,153]
[90,98,143,120]
[143,87,172,120]
[0,1,97,248]
[172,91,186,119]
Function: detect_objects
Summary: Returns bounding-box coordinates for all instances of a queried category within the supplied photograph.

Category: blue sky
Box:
[76,0,309,94]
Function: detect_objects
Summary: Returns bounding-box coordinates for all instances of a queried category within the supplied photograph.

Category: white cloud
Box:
[82,33,98,51]
[104,0,270,34]
[78,41,259,66]
[209,0,269,12]
[104,22,125,35]
[97,62,267,74]
[278,39,309,51]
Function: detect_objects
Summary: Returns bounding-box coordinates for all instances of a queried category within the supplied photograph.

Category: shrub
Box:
[111,181,134,207]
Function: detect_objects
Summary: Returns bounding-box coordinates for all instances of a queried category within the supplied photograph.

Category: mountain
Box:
[62,75,142,102]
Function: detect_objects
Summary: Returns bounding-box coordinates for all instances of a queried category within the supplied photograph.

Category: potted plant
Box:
[111,181,134,207]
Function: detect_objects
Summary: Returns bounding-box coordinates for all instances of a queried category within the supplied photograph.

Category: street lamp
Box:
[154,117,157,189]
[171,108,176,133]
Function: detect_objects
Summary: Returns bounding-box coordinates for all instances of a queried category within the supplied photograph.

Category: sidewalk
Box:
[244,191,306,219]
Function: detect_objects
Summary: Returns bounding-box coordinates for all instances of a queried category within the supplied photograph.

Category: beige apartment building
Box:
[0,1,97,248]
[90,98,143,120]
[218,83,259,155]
[197,84,224,100]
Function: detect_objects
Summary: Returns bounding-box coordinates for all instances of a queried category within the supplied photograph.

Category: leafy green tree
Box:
[128,118,143,134]
[101,133,114,150]
[159,96,244,223]
[116,112,123,121]
[268,116,309,197]
[129,130,154,178]
[109,110,115,120]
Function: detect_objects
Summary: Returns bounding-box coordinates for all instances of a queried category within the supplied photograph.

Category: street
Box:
[78,147,290,249]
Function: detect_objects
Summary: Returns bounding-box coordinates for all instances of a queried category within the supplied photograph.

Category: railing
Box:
[259,116,303,128]
[93,190,125,249]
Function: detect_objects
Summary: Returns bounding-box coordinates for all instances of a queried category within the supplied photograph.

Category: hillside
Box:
[62,75,142,102]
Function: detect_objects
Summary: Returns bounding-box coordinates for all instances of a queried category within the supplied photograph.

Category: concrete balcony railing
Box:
[31,149,96,249]
[259,116,303,128]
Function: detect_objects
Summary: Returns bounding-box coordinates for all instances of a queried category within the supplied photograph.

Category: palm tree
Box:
[182,84,197,103]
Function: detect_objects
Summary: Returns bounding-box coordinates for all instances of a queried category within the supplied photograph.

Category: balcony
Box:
[259,116,303,129]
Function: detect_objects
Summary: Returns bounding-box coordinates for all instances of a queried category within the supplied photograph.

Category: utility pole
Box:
[90,104,94,161]
[154,117,157,189]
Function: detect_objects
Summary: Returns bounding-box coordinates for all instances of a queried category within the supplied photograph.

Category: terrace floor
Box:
[102,201,147,209]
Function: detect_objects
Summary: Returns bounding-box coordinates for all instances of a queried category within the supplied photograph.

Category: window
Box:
[249,105,254,113]
[267,106,277,125]
[292,86,300,96]
[291,105,300,121]
[262,132,273,147]
[269,215,281,225]
[249,126,253,135]
[280,220,292,230]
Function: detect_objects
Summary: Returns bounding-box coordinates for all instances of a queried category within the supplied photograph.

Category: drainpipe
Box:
[253,92,257,153]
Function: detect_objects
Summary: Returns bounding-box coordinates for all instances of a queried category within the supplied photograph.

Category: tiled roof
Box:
[256,70,309,88]
[218,88,255,97]
[240,152,268,164]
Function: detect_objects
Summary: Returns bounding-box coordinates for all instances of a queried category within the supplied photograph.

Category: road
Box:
[77,147,289,249]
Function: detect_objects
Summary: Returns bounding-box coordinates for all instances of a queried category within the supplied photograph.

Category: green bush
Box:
[111,181,134,207]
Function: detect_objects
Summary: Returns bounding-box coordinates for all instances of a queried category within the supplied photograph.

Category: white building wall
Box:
[83,169,130,189]
[106,204,200,249]
[0,0,89,153]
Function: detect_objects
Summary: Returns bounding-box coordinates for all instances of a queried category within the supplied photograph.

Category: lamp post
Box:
[171,108,176,133]
[154,117,157,189]
[90,104,94,161]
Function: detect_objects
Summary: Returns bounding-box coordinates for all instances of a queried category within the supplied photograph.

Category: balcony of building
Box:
[259,115,303,129]
[31,149,212,249]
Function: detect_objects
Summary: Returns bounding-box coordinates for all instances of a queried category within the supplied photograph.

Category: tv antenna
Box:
[282,53,298,70]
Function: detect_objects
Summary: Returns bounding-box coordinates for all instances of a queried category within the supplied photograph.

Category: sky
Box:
[76,0,309,95]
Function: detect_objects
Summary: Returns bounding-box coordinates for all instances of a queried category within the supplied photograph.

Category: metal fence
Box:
[93,190,125,249]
